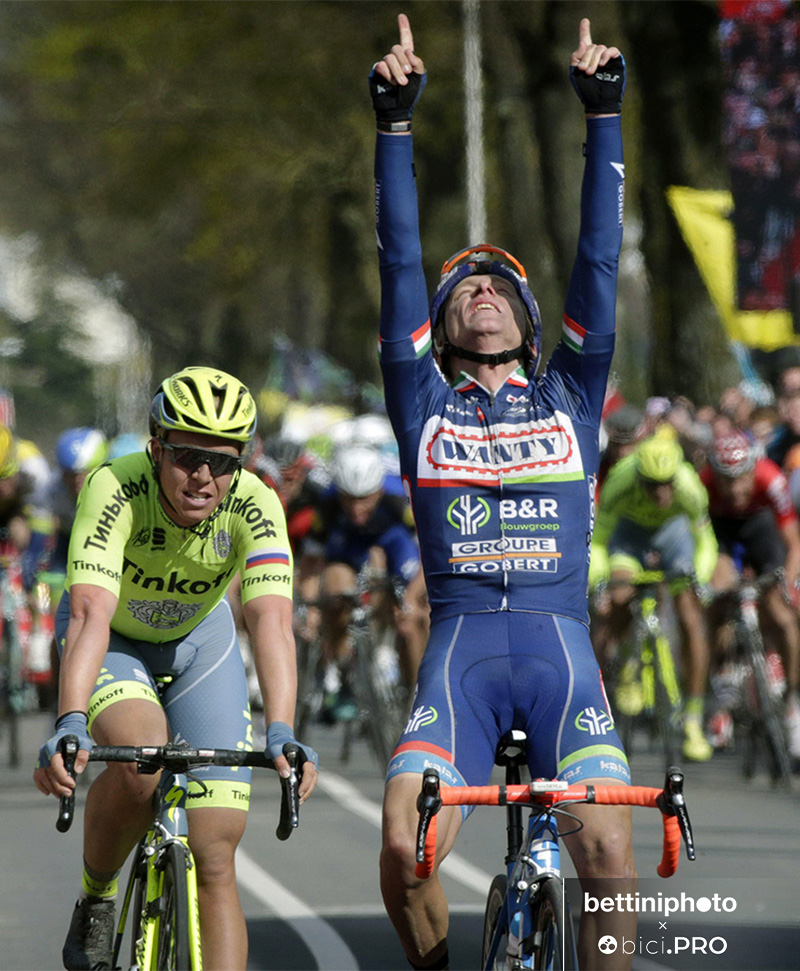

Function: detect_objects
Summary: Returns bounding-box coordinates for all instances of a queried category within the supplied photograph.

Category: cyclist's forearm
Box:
[246,598,298,727]
[58,617,111,717]
[780,521,800,589]
[57,584,118,717]
[692,523,718,586]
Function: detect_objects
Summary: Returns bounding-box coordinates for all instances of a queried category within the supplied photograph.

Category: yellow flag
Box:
[666,185,796,350]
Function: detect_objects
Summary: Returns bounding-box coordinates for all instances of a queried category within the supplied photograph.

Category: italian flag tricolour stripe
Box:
[562,313,586,353]
[377,320,432,360]
[411,320,432,358]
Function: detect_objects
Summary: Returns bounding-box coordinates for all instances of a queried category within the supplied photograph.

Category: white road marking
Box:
[236,849,359,970]
[318,771,493,893]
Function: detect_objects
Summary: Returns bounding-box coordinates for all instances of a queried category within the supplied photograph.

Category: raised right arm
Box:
[372,14,429,348]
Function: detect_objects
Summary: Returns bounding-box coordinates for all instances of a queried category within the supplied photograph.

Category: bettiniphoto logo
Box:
[585,891,737,916]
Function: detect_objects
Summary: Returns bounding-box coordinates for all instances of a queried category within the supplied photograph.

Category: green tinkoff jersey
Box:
[591,452,718,584]
[66,452,293,643]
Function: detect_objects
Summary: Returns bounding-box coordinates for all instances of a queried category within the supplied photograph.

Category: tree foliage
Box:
[0,0,731,422]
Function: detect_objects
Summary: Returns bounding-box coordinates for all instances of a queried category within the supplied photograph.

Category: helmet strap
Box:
[441,339,527,367]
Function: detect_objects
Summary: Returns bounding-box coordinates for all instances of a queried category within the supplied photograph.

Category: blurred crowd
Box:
[720,0,800,312]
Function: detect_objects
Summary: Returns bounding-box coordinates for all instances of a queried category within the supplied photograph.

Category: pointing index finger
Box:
[398,12,414,53]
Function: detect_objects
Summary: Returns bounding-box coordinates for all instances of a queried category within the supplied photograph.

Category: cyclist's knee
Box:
[101,761,161,803]
[568,804,635,880]
[380,825,419,888]
[189,810,245,886]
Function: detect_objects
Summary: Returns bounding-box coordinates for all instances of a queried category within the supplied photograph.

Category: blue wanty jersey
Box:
[375,117,624,626]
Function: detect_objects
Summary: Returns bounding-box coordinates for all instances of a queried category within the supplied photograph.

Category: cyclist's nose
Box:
[190,463,213,483]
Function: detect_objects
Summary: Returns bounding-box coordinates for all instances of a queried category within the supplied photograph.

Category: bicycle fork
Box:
[639,597,681,713]
[505,813,561,968]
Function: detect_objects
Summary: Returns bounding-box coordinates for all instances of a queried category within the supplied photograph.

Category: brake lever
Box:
[56,735,79,833]
[415,769,442,864]
[276,743,300,841]
[657,766,696,861]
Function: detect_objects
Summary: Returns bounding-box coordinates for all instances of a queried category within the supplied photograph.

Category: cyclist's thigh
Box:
[514,613,631,787]
[55,591,167,740]
[607,518,651,576]
[386,614,503,813]
[159,598,254,811]
[738,508,785,574]
[650,515,695,576]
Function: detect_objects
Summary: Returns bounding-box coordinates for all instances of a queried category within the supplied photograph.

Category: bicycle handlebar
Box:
[415,766,695,881]
[55,738,302,841]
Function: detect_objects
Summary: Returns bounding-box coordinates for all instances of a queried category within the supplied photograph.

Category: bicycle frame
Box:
[608,573,684,766]
[484,809,568,970]
[634,585,682,714]
[114,768,203,970]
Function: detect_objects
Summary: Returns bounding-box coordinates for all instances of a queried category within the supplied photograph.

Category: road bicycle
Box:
[416,729,695,970]
[710,569,793,789]
[56,736,302,970]
[601,571,684,768]
[296,567,408,767]
[0,544,39,767]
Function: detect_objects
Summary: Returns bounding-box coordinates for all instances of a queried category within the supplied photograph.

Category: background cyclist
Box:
[372,15,632,970]
[701,429,800,758]
[590,426,718,762]
[33,366,318,971]
[297,442,427,719]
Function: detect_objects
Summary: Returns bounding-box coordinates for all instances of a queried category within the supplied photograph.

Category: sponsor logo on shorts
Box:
[404,705,439,733]
[575,706,615,735]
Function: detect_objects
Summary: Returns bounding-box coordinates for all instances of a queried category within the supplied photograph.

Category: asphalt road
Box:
[1,708,799,971]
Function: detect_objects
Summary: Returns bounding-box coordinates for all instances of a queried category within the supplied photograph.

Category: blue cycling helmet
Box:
[108,433,147,460]
[56,427,109,473]
[429,245,542,371]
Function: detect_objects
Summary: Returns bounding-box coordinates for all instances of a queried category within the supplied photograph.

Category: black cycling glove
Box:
[369,67,427,132]
[570,55,626,114]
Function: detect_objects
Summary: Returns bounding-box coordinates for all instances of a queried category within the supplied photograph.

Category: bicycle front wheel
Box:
[154,842,196,970]
[0,616,20,768]
[748,639,793,788]
[481,873,509,970]
[532,876,573,971]
[652,633,683,768]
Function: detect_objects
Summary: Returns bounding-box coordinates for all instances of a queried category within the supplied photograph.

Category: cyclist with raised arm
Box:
[33,367,318,971]
[297,443,427,714]
[701,429,800,756]
[590,427,718,762]
[372,15,631,970]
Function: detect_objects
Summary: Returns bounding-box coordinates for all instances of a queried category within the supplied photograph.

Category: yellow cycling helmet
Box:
[634,427,683,483]
[149,366,257,445]
[0,426,18,479]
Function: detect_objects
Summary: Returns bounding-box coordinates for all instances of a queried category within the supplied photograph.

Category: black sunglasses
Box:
[159,441,241,477]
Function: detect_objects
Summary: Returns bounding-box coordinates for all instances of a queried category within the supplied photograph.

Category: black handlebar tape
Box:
[56,735,79,833]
